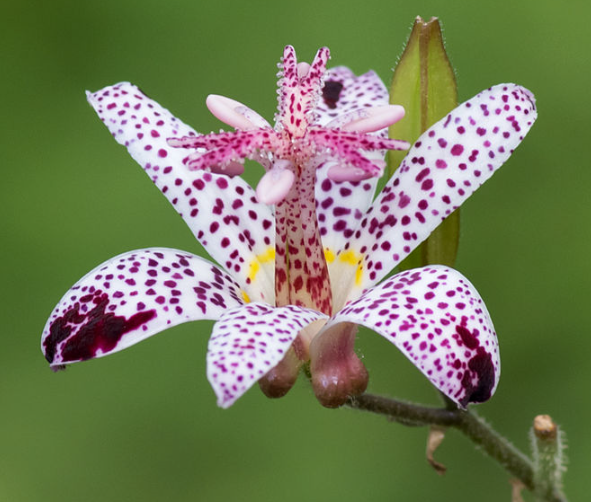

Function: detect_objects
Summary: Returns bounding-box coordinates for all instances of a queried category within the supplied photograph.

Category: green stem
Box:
[345,393,567,502]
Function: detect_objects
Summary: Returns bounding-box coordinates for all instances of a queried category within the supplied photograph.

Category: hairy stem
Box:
[345,393,567,502]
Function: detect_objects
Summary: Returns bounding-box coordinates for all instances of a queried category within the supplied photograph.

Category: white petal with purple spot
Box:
[42,248,246,367]
[207,303,328,408]
[316,161,378,286]
[323,266,499,407]
[87,83,276,302]
[313,67,395,281]
[332,84,537,307]
[315,67,390,125]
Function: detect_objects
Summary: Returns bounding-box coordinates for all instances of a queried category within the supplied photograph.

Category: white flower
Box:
[42,46,536,408]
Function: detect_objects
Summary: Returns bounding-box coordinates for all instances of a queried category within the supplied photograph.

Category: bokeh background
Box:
[2,0,589,500]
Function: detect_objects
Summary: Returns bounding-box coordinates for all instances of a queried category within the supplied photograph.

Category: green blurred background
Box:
[2,0,589,500]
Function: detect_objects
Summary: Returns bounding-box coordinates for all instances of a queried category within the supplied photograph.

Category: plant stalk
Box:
[345,393,567,502]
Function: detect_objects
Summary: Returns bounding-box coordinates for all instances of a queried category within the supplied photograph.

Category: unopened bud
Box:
[389,16,460,269]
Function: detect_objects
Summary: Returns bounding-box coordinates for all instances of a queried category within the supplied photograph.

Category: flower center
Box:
[167,45,409,319]
[274,153,333,315]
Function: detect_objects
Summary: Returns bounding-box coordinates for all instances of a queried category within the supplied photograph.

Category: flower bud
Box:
[389,16,460,268]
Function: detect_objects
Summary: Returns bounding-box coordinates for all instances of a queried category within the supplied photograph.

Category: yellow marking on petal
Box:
[259,247,276,262]
[339,250,360,265]
[241,291,251,303]
[247,247,276,282]
[324,248,335,264]
[338,250,364,286]
[249,261,260,281]
[355,263,363,286]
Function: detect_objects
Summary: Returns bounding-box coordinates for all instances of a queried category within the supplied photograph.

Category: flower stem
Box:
[345,393,567,502]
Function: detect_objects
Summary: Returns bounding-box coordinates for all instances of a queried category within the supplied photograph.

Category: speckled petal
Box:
[314,68,393,269]
[333,84,537,307]
[87,83,275,302]
[42,248,246,368]
[322,266,499,407]
[207,303,328,408]
[315,67,390,126]
[315,161,378,285]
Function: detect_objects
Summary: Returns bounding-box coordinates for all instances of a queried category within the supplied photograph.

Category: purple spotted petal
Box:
[87,83,276,302]
[207,303,328,408]
[332,84,537,307]
[42,248,246,368]
[314,68,391,261]
[315,67,390,126]
[315,161,378,286]
[323,266,499,407]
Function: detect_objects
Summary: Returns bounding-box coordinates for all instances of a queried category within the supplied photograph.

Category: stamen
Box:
[256,160,295,204]
[327,163,382,182]
[335,105,406,133]
[206,95,271,130]
[210,160,245,176]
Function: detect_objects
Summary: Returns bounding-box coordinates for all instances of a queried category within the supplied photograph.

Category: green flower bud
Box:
[389,16,460,269]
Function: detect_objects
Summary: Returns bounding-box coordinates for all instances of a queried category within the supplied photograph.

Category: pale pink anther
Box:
[206,94,271,131]
[327,162,384,182]
[256,161,296,204]
[339,105,406,133]
[210,160,245,176]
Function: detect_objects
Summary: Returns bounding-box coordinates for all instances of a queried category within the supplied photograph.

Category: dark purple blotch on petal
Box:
[455,324,495,406]
[464,349,495,405]
[44,294,156,365]
[322,81,344,109]
[456,324,479,350]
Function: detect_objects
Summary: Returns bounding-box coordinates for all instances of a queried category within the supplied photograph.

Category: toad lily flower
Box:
[42,46,536,409]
